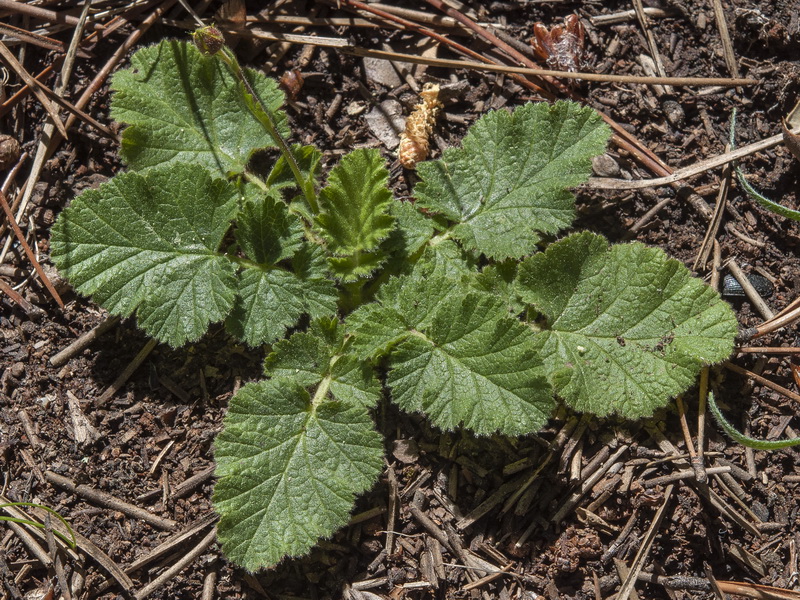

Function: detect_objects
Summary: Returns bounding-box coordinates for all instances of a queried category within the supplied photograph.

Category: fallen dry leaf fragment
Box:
[279,68,303,100]
[364,99,404,149]
[785,98,800,129]
[781,117,800,164]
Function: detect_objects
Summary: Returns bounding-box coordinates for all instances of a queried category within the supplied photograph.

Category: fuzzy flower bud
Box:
[192,25,225,56]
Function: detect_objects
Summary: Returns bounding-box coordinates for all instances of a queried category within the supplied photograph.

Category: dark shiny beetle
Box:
[721,273,774,299]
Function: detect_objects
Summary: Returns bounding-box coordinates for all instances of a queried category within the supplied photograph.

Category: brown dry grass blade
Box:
[717,580,800,600]
[0,22,67,54]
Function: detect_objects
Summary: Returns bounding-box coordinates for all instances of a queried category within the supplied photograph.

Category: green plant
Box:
[730,108,800,221]
[50,35,738,571]
[0,502,77,548]
[699,110,800,449]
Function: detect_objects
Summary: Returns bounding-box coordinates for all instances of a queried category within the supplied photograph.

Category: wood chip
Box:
[66,391,101,447]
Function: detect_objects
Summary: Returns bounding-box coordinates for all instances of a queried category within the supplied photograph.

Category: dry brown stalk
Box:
[727,260,774,320]
[616,484,675,600]
[717,579,800,599]
[0,22,69,54]
[0,189,63,307]
[333,0,551,97]
[0,277,33,311]
[738,347,800,354]
[49,316,121,367]
[723,361,800,403]
[21,74,119,140]
[0,62,58,118]
[97,338,159,406]
[133,528,217,600]
[590,126,795,190]
[346,46,755,86]
[0,41,68,139]
[0,0,105,30]
[45,471,178,531]
[711,0,741,79]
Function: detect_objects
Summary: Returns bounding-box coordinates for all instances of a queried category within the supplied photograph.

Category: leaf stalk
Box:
[218,45,319,214]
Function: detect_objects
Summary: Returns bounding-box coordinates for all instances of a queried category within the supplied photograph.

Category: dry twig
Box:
[0,190,63,307]
[45,471,177,530]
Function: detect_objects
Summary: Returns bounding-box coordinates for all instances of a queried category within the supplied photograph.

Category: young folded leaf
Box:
[316,148,395,281]
[264,318,381,408]
[347,251,475,360]
[225,188,338,347]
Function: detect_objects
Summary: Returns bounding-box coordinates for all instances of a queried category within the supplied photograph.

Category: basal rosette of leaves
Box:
[49,39,738,571]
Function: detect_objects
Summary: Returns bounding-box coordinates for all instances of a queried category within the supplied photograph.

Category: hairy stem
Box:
[218,46,319,214]
[707,391,800,449]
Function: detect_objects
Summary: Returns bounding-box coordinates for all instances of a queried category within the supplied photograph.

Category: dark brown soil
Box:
[3,1,800,599]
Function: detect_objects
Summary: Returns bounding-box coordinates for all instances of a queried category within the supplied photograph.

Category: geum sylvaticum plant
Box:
[50,32,738,571]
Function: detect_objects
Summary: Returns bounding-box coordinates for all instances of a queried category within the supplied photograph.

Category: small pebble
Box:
[10,361,25,378]
[592,153,621,177]
[391,438,420,464]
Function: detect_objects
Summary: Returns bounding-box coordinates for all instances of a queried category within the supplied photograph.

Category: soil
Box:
[2,1,800,599]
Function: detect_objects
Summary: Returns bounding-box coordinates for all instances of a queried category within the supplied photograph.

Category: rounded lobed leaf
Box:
[414,101,610,259]
[51,163,240,347]
[516,232,738,418]
[386,292,555,436]
[213,380,384,571]
[111,40,287,177]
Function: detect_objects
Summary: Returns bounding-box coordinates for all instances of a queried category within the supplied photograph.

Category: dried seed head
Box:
[192,25,225,56]
[530,14,587,73]
[0,134,20,170]
[398,83,442,170]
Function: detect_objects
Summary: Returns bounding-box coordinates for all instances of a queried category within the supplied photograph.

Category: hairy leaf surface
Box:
[347,255,470,360]
[316,149,395,280]
[388,294,555,435]
[414,101,610,259]
[51,163,239,347]
[214,380,384,571]
[349,271,554,435]
[516,232,738,417]
[226,243,337,347]
[111,40,287,177]
[225,188,336,346]
[267,144,322,193]
[474,262,524,316]
[386,293,554,435]
[264,318,381,408]
[385,200,437,258]
[236,189,304,264]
